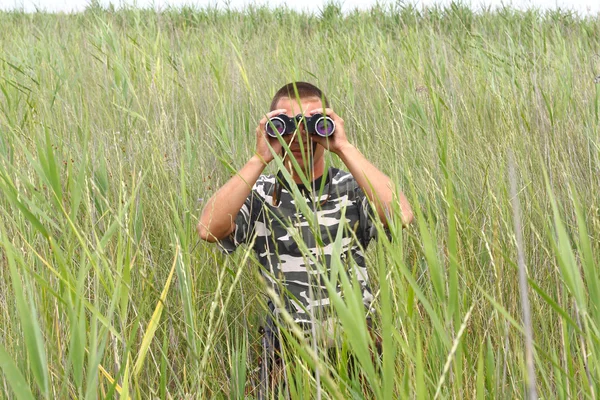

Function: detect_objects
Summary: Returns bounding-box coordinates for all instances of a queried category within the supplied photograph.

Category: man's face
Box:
[273,96,326,174]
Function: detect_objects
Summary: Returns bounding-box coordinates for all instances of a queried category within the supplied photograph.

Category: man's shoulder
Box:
[251,174,276,199]
[254,174,276,187]
[330,168,358,190]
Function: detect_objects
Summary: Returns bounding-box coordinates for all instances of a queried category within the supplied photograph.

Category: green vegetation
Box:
[0,3,599,398]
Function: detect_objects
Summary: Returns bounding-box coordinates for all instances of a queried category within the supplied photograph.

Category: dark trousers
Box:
[258,314,285,399]
[257,316,382,399]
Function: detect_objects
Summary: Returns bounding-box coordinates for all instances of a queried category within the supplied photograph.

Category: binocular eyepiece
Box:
[266,113,335,138]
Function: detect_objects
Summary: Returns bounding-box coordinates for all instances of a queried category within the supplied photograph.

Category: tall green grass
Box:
[0,3,599,398]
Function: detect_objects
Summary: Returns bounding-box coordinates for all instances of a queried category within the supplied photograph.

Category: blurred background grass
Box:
[0,2,599,398]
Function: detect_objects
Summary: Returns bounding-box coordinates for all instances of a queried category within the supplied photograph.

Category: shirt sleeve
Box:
[217,196,253,254]
[217,178,267,254]
[354,182,394,246]
[354,186,379,247]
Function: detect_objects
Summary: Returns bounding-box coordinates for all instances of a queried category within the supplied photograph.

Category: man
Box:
[197,82,413,394]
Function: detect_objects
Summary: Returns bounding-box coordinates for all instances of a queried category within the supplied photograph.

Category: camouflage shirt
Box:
[220,167,379,326]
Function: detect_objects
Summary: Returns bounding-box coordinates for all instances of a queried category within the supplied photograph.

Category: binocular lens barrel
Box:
[265,117,286,137]
[313,116,335,137]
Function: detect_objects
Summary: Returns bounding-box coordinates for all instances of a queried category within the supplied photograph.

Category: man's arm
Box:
[197,156,266,242]
[337,144,413,227]
[308,108,414,227]
[197,108,287,242]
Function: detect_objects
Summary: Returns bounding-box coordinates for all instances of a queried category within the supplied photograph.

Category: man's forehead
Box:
[275,96,324,113]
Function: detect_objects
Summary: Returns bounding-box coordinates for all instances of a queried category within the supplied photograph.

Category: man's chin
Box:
[287,158,311,175]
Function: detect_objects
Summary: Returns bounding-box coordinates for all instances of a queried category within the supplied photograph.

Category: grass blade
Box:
[1,228,49,398]
[0,344,36,400]
[133,246,178,377]
[508,153,537,399]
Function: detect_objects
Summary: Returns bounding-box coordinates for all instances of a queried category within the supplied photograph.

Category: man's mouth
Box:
[289,143,312,152]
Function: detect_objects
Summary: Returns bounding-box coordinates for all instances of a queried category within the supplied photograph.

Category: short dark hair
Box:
[270,82,330,111]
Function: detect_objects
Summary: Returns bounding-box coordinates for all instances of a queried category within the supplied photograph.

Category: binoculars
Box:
[265,113,335,138]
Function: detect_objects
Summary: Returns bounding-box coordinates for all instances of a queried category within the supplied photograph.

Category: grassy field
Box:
[0,3,599,398]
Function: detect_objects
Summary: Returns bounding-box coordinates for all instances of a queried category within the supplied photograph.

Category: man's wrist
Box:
[250,154,269,168]
[336,142,357,158]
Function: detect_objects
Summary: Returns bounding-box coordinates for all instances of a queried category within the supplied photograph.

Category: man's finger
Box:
[264,109,287,120]
[308,107,334,116]
[259,109,288,129]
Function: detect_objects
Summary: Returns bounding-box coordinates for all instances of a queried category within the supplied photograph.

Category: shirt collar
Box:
[276,167,334,196]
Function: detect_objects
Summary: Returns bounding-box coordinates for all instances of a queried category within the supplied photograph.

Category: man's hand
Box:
[255,109,287,164]
[306,108,353,155]
[306,107,414,227]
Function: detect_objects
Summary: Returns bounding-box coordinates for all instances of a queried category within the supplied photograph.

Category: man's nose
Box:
[296,119,308,135]
[297,123,307,135]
